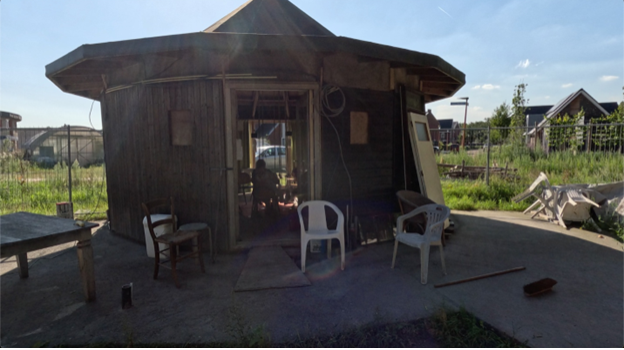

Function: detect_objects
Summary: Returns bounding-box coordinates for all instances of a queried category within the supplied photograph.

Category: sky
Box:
[1,0,622,129]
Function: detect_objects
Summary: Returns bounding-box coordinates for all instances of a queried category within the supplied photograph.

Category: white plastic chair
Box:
[297,200,345,273]
[391,204,450,284]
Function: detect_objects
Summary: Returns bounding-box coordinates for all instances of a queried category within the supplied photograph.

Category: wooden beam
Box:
[54,75,105,84]
[434,267,526,288]
[53,67,107,76]
[252,91,259,118]
[65,82,107,91]
[238,99,298,106]
[418,76,459,84]
[421,81,461,88]
[79,60,126,70]
[283,91,290,118]
[101,74,108,90]
[406,67,442,75]
[421,86,453,97]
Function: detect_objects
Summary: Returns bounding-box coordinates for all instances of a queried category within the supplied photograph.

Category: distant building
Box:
[437,118,461,145]
[426,109,440,143]
[22,126,104,167]
[525,89,619,150]
[525,89,618,131]
[0,111,22,149]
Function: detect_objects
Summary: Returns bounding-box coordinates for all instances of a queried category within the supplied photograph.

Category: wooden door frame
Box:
[223,80,320,250]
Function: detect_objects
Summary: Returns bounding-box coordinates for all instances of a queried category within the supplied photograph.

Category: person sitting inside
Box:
[252,159,280,217]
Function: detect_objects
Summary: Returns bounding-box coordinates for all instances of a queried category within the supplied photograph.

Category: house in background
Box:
[0,111,22,149]
[426,109,440,144]
[526,88,619,150]
[437,118,461,146]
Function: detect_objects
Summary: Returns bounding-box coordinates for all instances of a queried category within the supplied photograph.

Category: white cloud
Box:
[545,96,550,99]
[515,59,530,69]
[438,6,453,18]
[561,83,573,88]
[481,84,501,90]
[472,106,483,112]
[472,85,481,90]
[600,75,619,82]
[430,104,489,123]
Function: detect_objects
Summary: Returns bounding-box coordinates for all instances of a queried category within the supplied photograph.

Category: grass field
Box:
[437,145,624,239]
[0,154,107,220]
[2,145,622,236]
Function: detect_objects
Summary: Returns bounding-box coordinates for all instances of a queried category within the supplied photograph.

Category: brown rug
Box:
[234,246,311,292]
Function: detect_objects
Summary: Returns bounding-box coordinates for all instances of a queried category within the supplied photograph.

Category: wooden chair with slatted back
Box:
[141,197,205,288]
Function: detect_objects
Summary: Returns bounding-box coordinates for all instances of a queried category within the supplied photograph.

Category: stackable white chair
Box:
[392,204,450,284]
[297,200,345,273]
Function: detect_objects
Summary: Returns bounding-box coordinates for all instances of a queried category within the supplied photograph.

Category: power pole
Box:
[451,97,469,148]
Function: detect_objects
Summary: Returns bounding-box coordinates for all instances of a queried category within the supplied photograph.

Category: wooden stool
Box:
[178,223,214,263]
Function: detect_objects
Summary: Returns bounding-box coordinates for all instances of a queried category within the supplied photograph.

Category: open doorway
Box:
[234,89,313,245]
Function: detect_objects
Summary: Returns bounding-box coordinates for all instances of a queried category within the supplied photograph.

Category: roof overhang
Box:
[46,32,465,101]
[0,111,23,122]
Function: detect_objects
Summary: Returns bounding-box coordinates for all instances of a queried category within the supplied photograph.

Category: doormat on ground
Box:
[234,246,311,292]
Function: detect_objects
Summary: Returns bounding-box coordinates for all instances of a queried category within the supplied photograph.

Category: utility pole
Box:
[451,97,469,148]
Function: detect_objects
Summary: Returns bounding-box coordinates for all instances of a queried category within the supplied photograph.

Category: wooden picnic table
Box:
[0,212,98,302]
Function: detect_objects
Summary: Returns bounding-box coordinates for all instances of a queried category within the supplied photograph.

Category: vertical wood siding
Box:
[320,88,398,215]
[101,81,228,251]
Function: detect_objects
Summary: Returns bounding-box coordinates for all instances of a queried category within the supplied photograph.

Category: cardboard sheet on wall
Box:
[169,110,194,146]
[350,111,368,144]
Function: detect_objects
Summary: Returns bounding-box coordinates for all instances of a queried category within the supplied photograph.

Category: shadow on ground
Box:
[1,211,622,347]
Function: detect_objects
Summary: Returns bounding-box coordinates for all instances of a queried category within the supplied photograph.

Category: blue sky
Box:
[1,0,622,129]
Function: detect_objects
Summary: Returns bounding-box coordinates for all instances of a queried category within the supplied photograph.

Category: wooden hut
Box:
[46,0,465,252]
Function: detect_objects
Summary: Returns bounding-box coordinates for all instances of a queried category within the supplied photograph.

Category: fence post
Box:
[486,125,490,186]
[586,123,592,153]
[534,121,538,151]
[67,124,72,204]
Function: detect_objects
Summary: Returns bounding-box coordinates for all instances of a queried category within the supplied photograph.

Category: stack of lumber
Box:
[438,161,518,180]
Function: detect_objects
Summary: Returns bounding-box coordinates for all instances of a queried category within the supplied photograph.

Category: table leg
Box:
[16,253,29,278]
[76,238,96,302]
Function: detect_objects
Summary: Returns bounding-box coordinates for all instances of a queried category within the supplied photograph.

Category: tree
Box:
[510,83,529,144]
[466,120,489,145]
[488,102,511,143]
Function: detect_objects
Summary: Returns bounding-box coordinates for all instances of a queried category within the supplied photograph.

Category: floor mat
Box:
[234,246,311,292]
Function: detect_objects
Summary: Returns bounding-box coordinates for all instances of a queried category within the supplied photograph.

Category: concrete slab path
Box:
[1,210,622,347]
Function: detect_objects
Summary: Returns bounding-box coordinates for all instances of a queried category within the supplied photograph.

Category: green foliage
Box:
[510,83,528,127]
[589,103,624,151]
[547,109,585,151]
[488,102,511,143]
[437,147,624,213]
[225,301,271,347]
[0,158,108,218]
[430,307,527,347]
[466,121,490,144]
[509,83,529,145]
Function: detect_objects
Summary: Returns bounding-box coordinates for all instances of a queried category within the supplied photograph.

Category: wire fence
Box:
[431,122,624,184]
[1,126,107,219]
[431,122,624,153]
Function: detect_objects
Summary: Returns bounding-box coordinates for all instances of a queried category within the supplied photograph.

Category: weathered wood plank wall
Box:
[101,80,228,251]
[320,88,397,215]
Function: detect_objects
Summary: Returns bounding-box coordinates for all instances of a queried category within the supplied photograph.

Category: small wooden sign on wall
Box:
[169,110,194,146]
[350,111,369,144]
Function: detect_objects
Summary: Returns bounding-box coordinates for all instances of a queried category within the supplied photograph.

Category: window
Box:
[414,122,430,141]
